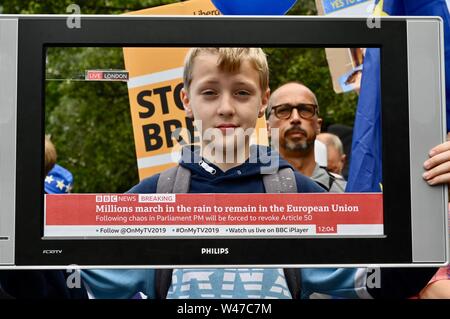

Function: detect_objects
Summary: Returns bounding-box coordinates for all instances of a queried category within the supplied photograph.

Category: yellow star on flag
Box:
[373,0,389,16]
[45,175,54,184]
[56,180,65,191]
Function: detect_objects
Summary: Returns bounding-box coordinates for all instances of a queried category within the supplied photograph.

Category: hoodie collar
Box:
[178,144,293,178]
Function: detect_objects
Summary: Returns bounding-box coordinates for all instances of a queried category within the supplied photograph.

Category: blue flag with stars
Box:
[346,0,450,192]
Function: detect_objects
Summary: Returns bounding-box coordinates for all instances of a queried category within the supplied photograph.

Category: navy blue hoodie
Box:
[129,145,324,194]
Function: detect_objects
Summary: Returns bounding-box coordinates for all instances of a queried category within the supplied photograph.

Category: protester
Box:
[327,124,353,179]
[317,132,346,179]
[266,82,346,192]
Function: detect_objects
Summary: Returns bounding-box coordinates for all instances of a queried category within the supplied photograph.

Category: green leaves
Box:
[1,0,180,14]
[45,47,139,193]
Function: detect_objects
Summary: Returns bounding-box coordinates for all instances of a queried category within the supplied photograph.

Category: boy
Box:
[82,48,435,299]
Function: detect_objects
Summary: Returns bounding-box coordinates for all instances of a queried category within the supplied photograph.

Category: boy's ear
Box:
[258,88,271,118]
[181,88,194,119]
[341,154,347,167]
[316,117,323,134]
[266,121,271,139]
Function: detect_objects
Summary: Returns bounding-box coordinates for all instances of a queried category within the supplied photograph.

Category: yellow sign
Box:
[124,0,268,180]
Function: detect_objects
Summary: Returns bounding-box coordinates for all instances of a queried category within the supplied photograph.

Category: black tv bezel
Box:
[16,16,413,266]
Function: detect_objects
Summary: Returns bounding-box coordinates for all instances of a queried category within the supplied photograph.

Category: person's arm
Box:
[419,279,450,299]
[300,267,439,299]
[367,268,439,299]
[80,175,161,299]
[417,266,450,299]
[300,268,373,299]
[81,269,156,299]
[420,139,450,298]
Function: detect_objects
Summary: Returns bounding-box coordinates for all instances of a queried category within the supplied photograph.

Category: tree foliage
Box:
[45,47,138,193]
[1,0,181,14]
[269,0,359,127]
[3,0,358,192]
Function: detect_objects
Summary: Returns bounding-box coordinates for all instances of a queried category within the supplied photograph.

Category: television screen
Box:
[43,46,384,240]
[0,16,447,267]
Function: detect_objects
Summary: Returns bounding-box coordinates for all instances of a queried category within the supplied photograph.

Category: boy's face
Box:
[181,53,269,157]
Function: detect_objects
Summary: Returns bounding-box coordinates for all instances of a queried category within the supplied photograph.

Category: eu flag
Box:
[345,47,382,193]
[346,0,450,192]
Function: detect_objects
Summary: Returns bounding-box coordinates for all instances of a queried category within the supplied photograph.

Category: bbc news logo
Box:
[96,195,118,203]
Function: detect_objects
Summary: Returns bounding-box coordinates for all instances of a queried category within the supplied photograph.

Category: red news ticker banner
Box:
[44,193,384,238]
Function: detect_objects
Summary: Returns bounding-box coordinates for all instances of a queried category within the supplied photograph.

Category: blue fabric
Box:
[82,267,368,299]
[347,0,450,192]
[211,0,296,15]
[45,164,73,194]
[167,268,291,299]
[82,269,156,299]
[382,0,450,131]
[301,268,367,299]
[345,48,382,193]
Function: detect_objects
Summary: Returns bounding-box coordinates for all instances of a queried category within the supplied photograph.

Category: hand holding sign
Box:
[211,0,297,15]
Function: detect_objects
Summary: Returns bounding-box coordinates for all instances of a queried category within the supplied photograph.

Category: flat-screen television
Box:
[0,16,448,268]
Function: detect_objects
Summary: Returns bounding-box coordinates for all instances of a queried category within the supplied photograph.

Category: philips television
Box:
[0,16,448,268]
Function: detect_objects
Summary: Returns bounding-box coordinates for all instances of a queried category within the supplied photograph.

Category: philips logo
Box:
[201,248,229,255]
[43,249,63,255]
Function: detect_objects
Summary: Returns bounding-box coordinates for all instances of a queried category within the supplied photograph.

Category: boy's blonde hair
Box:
[183,48,269,93]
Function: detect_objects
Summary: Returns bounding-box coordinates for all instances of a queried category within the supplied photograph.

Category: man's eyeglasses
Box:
[271,103,318,120]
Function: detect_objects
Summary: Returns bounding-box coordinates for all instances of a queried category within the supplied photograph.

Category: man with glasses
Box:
[267,81,345,192]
